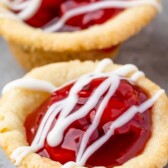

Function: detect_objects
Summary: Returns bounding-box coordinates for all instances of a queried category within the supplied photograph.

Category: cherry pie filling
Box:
[12,0,123,32]
[8,0,123,54]
[25,78,152,167]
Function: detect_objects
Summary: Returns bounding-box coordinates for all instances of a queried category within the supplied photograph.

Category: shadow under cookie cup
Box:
[0,60,168,168]
[0,3,158,70]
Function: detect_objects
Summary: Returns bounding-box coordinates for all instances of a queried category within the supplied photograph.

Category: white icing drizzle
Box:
[77,89,164,166]
[8,59,164,167]
[1,0,42,20]
[2,78,57,95]
[0,6,18,20]
[43,0,161,32]
[131,71,145,81]
[95,58,112,73]
[0,0,160,32]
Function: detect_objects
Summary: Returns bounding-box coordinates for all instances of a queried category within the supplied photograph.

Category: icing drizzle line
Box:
[0,0,161,32]
[2,59,164,167]
[2,78,57,95]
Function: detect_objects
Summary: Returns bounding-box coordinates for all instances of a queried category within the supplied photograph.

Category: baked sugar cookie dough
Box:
[0,59,168,168]
[0,0,160,70]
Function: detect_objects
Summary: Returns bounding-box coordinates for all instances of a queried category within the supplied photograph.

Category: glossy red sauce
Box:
[14,0,123,31]
[25,78,151,167]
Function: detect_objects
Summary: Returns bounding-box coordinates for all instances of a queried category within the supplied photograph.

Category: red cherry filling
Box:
[13,0,123,31]
[25,78,151,167]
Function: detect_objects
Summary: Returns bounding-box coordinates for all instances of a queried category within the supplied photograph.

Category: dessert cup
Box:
[0,0,160,70]
[0,59,168,168]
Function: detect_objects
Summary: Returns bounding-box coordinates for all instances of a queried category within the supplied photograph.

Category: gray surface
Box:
[0,1,168,167]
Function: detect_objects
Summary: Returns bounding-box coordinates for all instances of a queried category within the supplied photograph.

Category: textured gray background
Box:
[0,1,167,167]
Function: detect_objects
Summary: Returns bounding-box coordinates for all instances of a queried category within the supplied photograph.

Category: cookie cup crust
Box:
[0,3,158,70]
[0,4,157,52]
[0,60,168,168]
[8,43,119,71]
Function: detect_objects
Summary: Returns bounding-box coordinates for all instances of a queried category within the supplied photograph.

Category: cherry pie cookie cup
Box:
[0,59,168,168]
[0,0,160,70]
